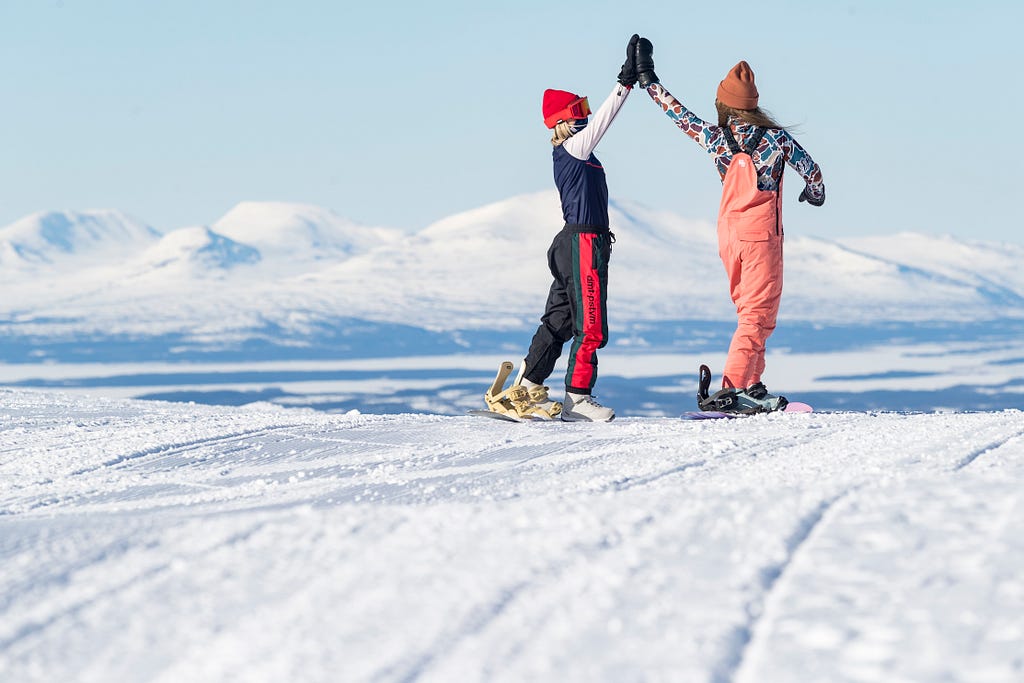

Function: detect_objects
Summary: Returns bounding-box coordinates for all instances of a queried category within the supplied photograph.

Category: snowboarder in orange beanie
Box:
[637,40,826,413]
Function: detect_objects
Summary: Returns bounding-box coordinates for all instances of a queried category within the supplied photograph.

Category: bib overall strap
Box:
[722,126,742,156]
[742,127,767,156]
[722,125,767,158]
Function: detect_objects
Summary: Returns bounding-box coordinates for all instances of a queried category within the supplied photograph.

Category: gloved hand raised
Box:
[798,187,825,207]
[617,34,640,87]
[636,37,659,87]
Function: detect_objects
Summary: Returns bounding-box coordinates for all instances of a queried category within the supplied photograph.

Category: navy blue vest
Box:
[552,144,609,228]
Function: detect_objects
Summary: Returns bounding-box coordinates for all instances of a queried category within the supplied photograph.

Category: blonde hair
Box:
[551,120,574,147]
[716,100,787,131]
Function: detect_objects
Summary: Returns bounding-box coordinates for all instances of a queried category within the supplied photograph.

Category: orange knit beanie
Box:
[717,61,759,110]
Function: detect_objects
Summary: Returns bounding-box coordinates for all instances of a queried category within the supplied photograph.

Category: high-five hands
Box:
[618,34,640,87]
[637,37,659,87]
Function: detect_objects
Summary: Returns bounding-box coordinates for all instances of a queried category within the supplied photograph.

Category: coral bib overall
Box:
[717,127,783,389]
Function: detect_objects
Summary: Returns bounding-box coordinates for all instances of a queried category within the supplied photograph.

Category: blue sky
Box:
[2,0,1022,243]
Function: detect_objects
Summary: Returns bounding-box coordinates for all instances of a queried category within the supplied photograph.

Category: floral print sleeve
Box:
[646,83,718,150]
[778,131,825,201]
[646,83,825,200]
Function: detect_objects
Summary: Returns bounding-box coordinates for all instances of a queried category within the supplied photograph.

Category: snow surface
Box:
[2,387,1022,682]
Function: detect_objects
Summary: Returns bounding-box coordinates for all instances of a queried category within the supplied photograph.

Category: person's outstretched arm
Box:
[562,83,631,161]
[646,83,716,151]
[637,37,716,151]
[562,36,638,161]
[781,132,826,206]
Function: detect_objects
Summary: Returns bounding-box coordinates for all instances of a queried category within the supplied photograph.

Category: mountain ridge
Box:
[0,209,160,270]
[0,193,1020,357]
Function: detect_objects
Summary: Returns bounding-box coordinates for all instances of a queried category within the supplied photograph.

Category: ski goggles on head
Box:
[565,96,591,120]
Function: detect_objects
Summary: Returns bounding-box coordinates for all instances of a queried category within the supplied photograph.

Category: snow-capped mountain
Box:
[0,209,160,273]
[212,201,402,273]
[0,193,1022,357]
[293,191,1024,327]
[836,233,1024,309]
[132,226,261,278]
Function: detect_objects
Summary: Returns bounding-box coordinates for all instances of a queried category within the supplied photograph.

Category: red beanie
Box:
[542,89,582,129]
[716,61,759,110]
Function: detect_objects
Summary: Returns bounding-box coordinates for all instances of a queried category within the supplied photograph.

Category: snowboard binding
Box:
[695,364,787,414]
[697,364,712,407]
[697,364,745,413]
[483,361,562,420]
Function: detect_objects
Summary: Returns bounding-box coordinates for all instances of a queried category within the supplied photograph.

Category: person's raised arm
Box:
[562,84,632,160]
[645,83,716,151]
[639,38,715,151]
[562,35,638,161]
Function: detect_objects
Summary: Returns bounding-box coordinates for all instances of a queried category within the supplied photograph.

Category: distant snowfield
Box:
[1,388,1022,682]
[4,334,1024,414]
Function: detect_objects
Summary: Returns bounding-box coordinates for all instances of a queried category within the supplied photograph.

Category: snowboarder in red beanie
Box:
[637,39,826,414]
[503,35,639,422]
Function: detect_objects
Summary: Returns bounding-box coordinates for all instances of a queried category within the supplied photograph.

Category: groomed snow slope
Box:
[1,389,1022,682]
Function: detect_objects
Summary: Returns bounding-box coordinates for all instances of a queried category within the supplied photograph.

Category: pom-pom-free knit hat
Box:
[716,61,759,110]
[542,89,583,129]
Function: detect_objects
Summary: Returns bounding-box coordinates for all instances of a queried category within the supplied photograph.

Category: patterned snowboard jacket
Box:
[646,83,825,201]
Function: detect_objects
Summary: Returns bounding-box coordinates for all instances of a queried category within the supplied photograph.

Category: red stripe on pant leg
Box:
[570,233,604,391]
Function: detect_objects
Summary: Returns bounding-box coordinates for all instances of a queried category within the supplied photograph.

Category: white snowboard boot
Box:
[560,391,615,422]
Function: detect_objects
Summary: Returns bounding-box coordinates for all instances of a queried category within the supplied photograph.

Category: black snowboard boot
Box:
[696,365,788,414]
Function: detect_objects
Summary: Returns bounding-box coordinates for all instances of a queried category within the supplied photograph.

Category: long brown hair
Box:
[716,100,787,131]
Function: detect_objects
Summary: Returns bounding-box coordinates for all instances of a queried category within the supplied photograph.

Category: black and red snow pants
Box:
[522,225,611,394]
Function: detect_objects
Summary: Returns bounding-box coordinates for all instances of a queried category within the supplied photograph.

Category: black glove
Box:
[636,37,659,87]
[798,186,825,207]
[617,34,640,87]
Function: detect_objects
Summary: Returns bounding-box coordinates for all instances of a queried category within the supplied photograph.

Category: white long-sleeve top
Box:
[562,83,631,161]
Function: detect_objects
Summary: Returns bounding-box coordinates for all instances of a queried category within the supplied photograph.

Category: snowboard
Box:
[686,363,812,419]
[681,401,813,420]
[467,409,534,423]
